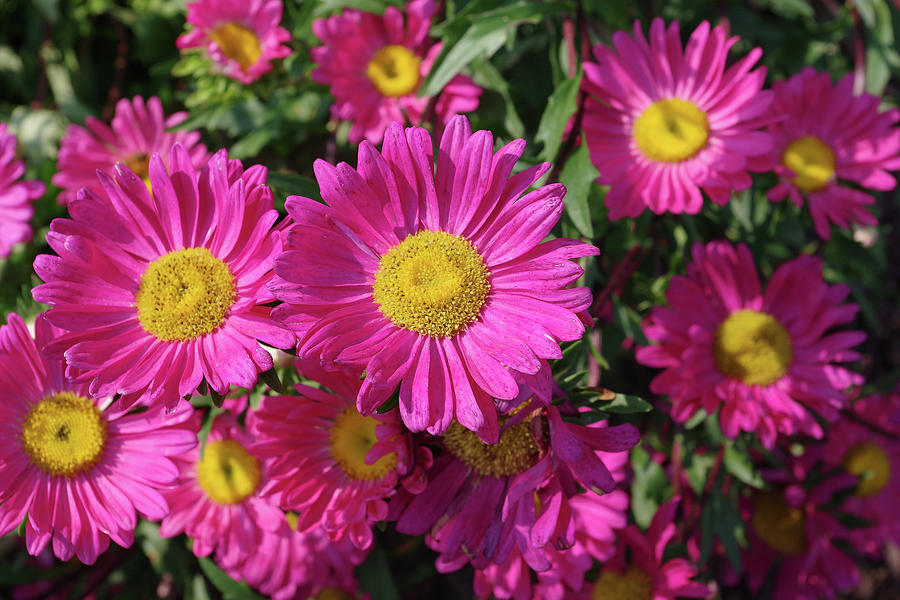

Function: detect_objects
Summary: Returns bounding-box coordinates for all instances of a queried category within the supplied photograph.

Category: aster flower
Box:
[0,124,44,257]
[636,241,864,448]
[588,498,710,600]
[745,454,860,600]
[762,67,900,239]
[158,413,285,566]
[271,115,598,441]
[311,0,481,143]
[581,18,774,218]
[250,361,411,550]
[177,0,292,84]
[33,146,295,409]
[51,96,208,206]
[0,313,197,565]
[821,391,900,556]
[390,403,638,572]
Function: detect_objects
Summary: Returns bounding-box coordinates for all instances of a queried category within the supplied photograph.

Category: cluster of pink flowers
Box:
[0,2,898,599]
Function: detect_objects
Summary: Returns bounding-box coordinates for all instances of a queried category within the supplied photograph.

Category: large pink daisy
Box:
[582,18,774,218]
[761,67,900,239]
[636,241,864,448]
[250,360,412,550]
[0,313,197,564]
[271,115,599,441]
[311,0,481,143]
[33,146,295,409]
[177,0,292,84]
[0,124,44,257]
[51,96,208,206]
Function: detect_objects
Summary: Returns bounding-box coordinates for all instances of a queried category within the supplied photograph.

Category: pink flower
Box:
[636,241,864,448]
[0,124,44,256]
[0,313,197,564]
[390,404,638,573]
[51,96,208,206]
[762,68,900,239]
[581,18,774,218]
[177,0,292,84]
[586,498,710,600]
[271,115,598,441]
[250,361,411,550]
[311,0,481,143]
[158,413,285,566]
[33,146,295,410]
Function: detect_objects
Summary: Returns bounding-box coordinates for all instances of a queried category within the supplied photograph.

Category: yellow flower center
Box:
[316,589,354,600]
[842,442,891,497]
[751,491,809,557]
[781,136,836,193]
[592,567,653,600]
[329,408,397,481]
[373,230,490,338]
[210,21,263,71]
[713,309,793,386]
[135,247,236,342]
[285,511,299,530]
[196,439,261,505]
[366,44,422,97]
[633,98,709,162]
[442,417,541,478]
[20,392,107,478]
[123,153,152,192]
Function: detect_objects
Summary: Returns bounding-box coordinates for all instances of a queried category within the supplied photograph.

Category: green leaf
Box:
[699,489,745,572]
[631,446,670,528]
[558,143,597,238]
[536,72,581,162]
[611,295,649,345]
[723,441,765,489]
[266,171,323,206]
[469,58,526,139]
[594,392,653,414]
[357,544,399,600]
[198,556,264,600]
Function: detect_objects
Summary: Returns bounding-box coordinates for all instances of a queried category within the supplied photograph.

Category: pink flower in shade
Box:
[33,146,295,410]
[311,0,482,143]
[158,413,285,566]
[51,96,208,206]
[270,116,599,442]
[581,18,774,219]
[0,124,44,256]
[177,0,292,84]
[744,455,860,600]
[636,241,864,448]
[249,361,413,550]
[218,511,368,600]
[820,391,900,557]
[389,403,638,573]
[761,67,900,239]
[587,498,710,600]
[473,461,630,600]
[0,313,197,565]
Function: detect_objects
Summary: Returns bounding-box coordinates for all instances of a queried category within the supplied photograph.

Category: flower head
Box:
[51,96,208,206]
[0,124,43,256]
[33,146,295,410]
[177,0,292,84]
[271,115,598,441]
[0,313,197,564]
[762,68,900,239]
[311,0,481,143]
[582,18,774,218]
[636,241,864,448]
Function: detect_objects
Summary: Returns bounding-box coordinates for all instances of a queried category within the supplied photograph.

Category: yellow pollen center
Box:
[135,247,236,342]
[316,589,354,600]
[196,439,261,505]
[592,567,653,600]
[842,442,891,497]
[751,491,809,557]
[285,511,299,530]
[329,408,397,481]
[123,153,152,192]
[210,21,262,71]
[373,230,490,338]
[782,136,836,193]
[633,98,709,162]
[442,417,542,478]
[366,44,422,97]
[714,309,793,386]
[20,392,107,478]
